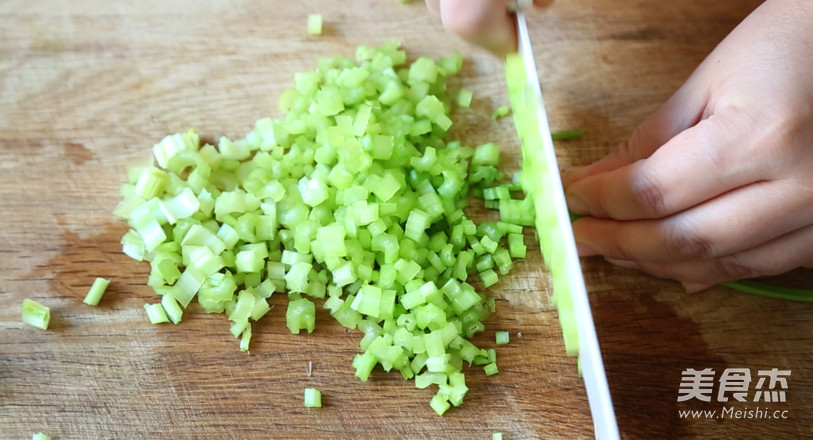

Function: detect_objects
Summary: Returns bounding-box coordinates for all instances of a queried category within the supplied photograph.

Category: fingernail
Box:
[682,283,713,294]
[566,193,588,214]
[576,243,599,257]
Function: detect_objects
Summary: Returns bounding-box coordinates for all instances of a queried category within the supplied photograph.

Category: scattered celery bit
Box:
[492,433,504,440]
[456,88,473,108]
[304,387,322,408]
[83,277,110,306]
[483,362,499,376]
[495,331,510,345]
[551,129,585,141]
[22,299,50,330]
[491,105,510,120]
[32,434,51,440]
[307,14,323,36]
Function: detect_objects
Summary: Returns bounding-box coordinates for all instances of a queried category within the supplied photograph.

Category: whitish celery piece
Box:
[22,299,50,330]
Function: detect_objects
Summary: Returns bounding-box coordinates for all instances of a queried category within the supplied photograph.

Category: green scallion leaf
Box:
[551,129,585,141]
[722,280,813,302]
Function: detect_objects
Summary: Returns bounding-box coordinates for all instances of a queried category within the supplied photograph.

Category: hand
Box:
[562,0,813,291]
[424,0,550,55]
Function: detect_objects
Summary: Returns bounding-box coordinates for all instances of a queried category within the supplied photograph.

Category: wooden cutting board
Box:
[1,1,811,439]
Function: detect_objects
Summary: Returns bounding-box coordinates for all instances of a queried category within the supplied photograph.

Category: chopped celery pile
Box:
[116,41,533,415]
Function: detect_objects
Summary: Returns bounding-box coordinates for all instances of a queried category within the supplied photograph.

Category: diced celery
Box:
[116,41,536,416]
[304,387,322,407]
[286,297,316,334]
[161,294,183,325]
[83,277,110,306]
[495,331,510,345]
[21,299,50,330]
[491,105,510,120]
[456,89,473,108]
[307,14,323,36]
[144,303,170,324]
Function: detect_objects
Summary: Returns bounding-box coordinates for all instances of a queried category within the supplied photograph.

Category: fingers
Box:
[426,0,554,55]
[573,178,813,262]
[564,109,771,221]
[603,222,813,285]
[561,75,708,188]
[434,0,517,55]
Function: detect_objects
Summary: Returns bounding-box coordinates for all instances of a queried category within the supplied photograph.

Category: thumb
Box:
[437,0,518,55]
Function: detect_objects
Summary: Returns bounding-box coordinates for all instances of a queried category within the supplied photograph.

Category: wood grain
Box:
[1,1,810,439]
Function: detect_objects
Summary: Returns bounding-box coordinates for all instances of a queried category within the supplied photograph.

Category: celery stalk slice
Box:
[83,277,110,306]
[307,14,323,36]
[508,11,619,439]
[22,299,50,330]
[304,387,322,407]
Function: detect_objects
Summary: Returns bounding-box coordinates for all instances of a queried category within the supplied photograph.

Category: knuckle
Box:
[664,222,716,260]
[605,239,635,261]
[711,255,761,282]
[628,169,668,217]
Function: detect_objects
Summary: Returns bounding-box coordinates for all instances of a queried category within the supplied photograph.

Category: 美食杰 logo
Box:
[676,368,791,420]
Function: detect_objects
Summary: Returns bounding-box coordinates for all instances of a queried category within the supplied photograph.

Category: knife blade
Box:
[506,9,620,440]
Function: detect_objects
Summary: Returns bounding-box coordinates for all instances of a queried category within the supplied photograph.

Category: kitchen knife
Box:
[506,9,620,440]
